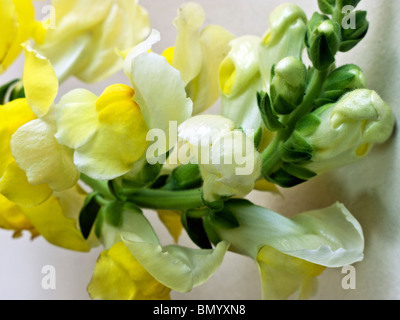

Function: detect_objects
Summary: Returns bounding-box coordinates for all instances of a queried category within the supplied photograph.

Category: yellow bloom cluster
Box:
[0,0,396,302]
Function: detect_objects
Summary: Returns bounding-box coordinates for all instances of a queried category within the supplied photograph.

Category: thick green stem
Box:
[126,188,204,211]
[261,68,329,177]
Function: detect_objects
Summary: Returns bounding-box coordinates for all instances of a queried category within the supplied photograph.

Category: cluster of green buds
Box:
[258,0,395,188]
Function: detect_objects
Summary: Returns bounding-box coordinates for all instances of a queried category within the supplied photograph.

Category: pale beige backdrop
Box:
[0,0,399,300]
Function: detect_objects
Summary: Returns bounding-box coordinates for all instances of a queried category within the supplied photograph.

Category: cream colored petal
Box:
[54,89,99,149]
[130,52,193,154]
[11,117,79,191]
[188,25,235,115]
[172,2,205,85]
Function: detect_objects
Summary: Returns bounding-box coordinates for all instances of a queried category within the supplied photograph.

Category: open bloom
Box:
[164,2,234,115]
[0,0,46,73]
[210,199,364,299]
[178,115,262,202]
[55,30,193,180]
[89,201,229,298]
[35,0,151,83]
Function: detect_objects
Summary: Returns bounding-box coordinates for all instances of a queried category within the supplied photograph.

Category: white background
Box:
[0,0,399,300]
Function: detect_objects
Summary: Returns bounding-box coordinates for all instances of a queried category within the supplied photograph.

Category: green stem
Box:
[79,174,116,200]
[126,188,205,211]
[261,68,329,177]
[332,0,344,26]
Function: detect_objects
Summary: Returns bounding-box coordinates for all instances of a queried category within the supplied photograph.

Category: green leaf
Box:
[295,114,321,136]
[256,91,284,132]
[9,85,25,101]
[181,210,212,249]
[79,192,101,239]
[340,11,369,52]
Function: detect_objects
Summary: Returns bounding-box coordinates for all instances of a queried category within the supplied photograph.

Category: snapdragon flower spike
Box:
[210,199,364,299]
[291,89,395,174]
[178,115,262,203]
[35,0,151,83]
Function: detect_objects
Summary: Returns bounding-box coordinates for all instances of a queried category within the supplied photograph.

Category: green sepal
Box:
[295,113,321,136]
[324,68,357,91]
[342,0,362,7]
[181,210,212,249]
[0,79,19,104]
[79,192,101,239]
[279,132,314,163]
[282,163,317,180]
[306,13,341,71]
[318,0,335,14]
[162,163,203,191]
[267,168,307,188]
[256,91,284,132]
[272,94,297,115]
[207,207,240,230]
[123,162,163,188]
[103,200,124,227]
[253,126,263,150]
[340,11,369,52]
[203,214,223,246]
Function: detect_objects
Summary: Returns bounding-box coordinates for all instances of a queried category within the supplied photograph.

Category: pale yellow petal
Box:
[88,241,171,300]
[257,245,325,300]
[0,160,52,207]
[11,117,79,191]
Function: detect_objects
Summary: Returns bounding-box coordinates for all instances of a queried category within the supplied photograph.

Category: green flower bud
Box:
[259,3,307,88]
[270,56,307,114]
[306,13,341,71]
[295,89,395,174]
[315,64,367,106]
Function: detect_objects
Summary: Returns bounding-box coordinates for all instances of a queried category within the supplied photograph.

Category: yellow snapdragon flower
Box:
[0,0,46,73]
[35,0,151,83]
[55,30,193,180]
[163,2,235,115]
[88,241,171,300]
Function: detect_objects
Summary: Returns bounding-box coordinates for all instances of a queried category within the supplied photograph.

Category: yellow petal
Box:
[23,43,58,118]
[0,98,36,177]
[157,210,183,243]
[0,0,46,73]
[19,189,90,252]
[73,84,149,180]
[10,117,79,191]
[254,179,280,193]
[0,193,38,238]
[88,241,171,300]
[0,160,52,207]
[257,245,325,300]
[162,46,175,66]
